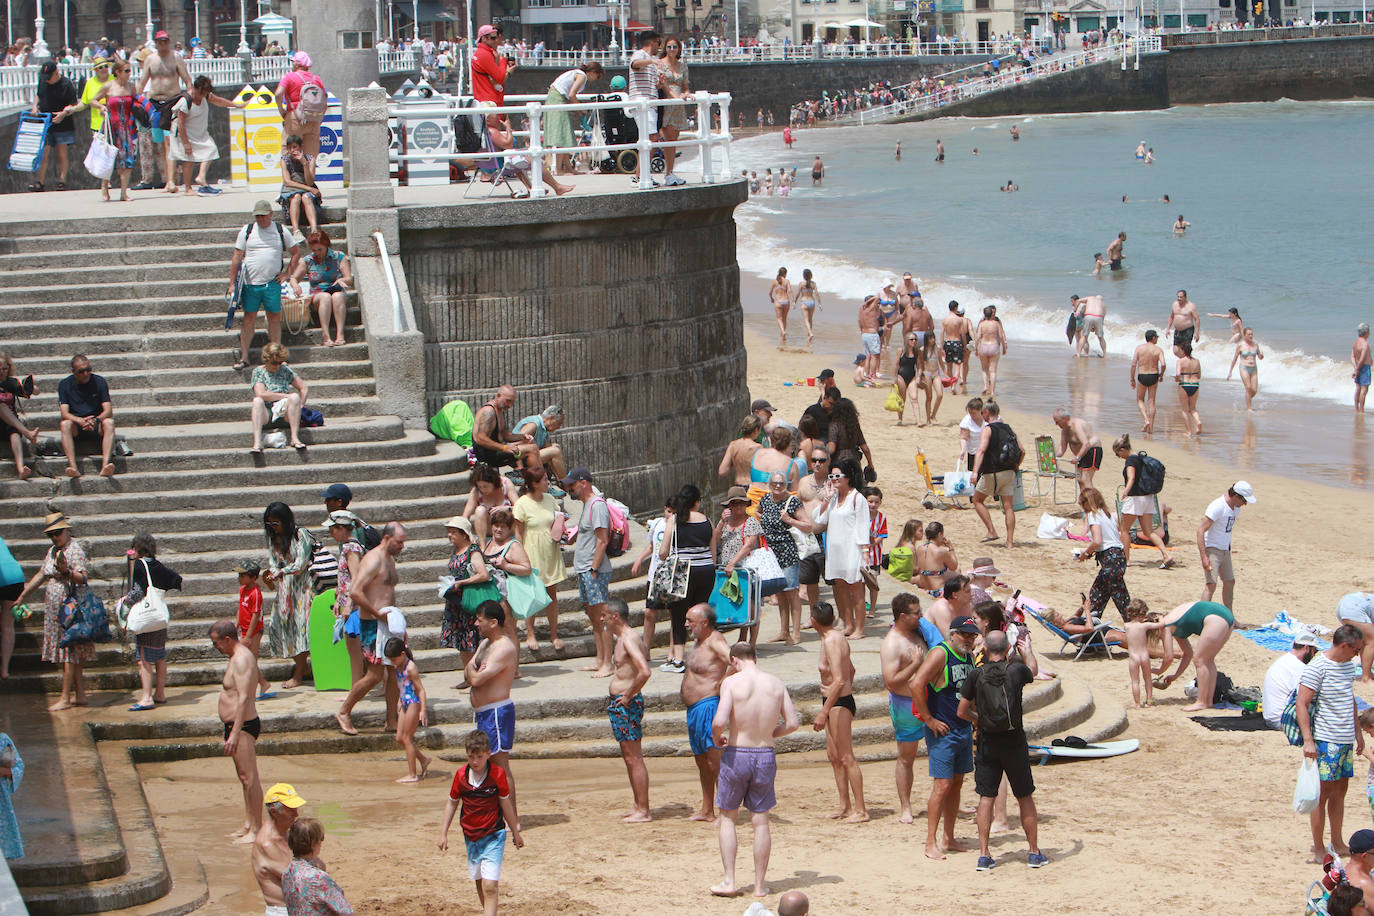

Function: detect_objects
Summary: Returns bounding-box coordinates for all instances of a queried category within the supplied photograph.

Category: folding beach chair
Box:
[1023,604,1123,660]
[1114,485,1165,535]
[462,126,525,199]
[1030,435,1078,506]
[1304,878,1330,915]
[915,449,969,510]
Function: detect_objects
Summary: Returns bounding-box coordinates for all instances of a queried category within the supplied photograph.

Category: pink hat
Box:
[292,50,312,68]
[477,24,498,38]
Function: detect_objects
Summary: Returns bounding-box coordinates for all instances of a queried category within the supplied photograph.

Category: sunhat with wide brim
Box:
[43,512,72,534]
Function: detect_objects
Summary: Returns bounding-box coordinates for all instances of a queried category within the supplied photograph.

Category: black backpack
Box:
[975,660,1016,733]
[1133,452,1166,495]
[453,103,483,154]
[986,422,1024,473]
[359,523,383,552]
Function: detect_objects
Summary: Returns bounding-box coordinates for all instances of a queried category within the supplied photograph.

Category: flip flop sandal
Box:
[55,182,65,191]
[128,703,155,711]
[27,182,43,192]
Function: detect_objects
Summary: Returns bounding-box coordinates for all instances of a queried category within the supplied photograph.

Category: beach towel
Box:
[1238,627,1331,653]
[1190,714,1271,732]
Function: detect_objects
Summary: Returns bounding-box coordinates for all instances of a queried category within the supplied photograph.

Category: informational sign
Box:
[241,86,285,192]
[402,82,454,187]
[228,84,257,187]
[314,92,345,189]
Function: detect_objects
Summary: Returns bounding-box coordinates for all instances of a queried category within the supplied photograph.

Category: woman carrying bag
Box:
[122,533,181,711]
[442,517,501,683]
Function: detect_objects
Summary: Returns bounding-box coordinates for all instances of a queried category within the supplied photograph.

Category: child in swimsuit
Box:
[385,636,432,784]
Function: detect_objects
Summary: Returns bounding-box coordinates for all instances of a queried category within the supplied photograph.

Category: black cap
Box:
[949,616,981,635]
[320,483,352,504]
[561,467,593,489]
[40,61,58,75]
[817,369,835,380]
[1353,829,1374,855]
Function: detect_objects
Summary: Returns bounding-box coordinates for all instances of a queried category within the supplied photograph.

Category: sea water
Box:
[731,100,1374,489]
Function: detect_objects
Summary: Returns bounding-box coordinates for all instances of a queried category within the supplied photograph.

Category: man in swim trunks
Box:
[1075,294,1107,358]
[253,783,305,916]
[211,619,264,846]
[811,155,824,185]
[903,280,935,369]
[135,30,191,192]
[1165,290,1202,358]
[1053,409,1103,491]
[335,523,406,734]
[935,138,945,162]
[858,295,882,383]
[911,615,979,860]
[941,301,967,387]
[682,604,730,821]
[1105,231,1126,271]
[711,642,799,898]
[472,384,541,475]
[812,602,866,822]
[1130,330,1167,434]
[1197,480,1255,609]
[881,593,929,824]
[468,600,521,826]
[1296,624,1365,862]
[1353,323,1371,414]
[606,598,653,823]
[1336,592,1374,683]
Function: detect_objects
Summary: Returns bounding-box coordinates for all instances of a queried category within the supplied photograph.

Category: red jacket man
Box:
[472,24,514,105]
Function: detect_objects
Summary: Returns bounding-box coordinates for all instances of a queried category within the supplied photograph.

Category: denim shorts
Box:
[241,281,283,314]
[780,563,800,591]
[47,130,76,146]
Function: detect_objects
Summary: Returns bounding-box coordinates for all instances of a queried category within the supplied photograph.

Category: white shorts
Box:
[631,103,658,137]
[1120,494,1157,519]
[1338,593,1374,627]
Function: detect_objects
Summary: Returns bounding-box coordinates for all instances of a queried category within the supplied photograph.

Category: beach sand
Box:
[139,327,1374,914]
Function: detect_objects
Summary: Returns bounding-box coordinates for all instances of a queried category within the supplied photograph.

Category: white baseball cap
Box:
[1232,481,1257,504]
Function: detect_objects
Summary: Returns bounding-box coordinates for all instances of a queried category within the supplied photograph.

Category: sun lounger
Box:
[1020,600,1123,661]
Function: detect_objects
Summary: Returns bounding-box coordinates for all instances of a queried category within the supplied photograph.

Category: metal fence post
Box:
[697,95,716,183]
[527,102,547,197]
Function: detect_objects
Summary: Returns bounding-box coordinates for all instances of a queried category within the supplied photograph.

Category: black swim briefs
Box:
[834,694,857,716]
[1136,373,1159,388]
[1077,445,1103,471]
[224,717,262,742]
[1109,258,1123,271]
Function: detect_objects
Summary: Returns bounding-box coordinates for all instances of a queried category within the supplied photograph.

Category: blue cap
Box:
[320,483,352,504]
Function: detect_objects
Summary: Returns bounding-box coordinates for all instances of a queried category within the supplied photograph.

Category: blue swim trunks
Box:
[686,696,719,755]
[608,693,644,743]
[578,569,611,606]
[888,692,926,744]
[465,828,506,881]
[359,616,380,663]
[474,699,515,754]
[927,724,974,779]
[1359,364,1372,388]
[1317,740,1354,782]
[241,281,283,314]
[861,332,882,356]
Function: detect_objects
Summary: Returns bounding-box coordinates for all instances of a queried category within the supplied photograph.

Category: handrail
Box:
[512,38,1043,67]
[387,92,733,195]
[372,230,408,333]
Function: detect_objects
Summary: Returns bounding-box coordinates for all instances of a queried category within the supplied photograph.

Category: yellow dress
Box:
[513,493,568,587]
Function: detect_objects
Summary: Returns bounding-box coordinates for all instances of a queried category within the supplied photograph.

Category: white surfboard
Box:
[1028,738,1139,762]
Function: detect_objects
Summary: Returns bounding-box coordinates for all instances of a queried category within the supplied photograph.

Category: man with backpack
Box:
[563,467,615,678]
[957,626,1046,871]
[970,400,1023,548]
[320,483,383,551]
[228,201,301,371]
[274,51,326,165]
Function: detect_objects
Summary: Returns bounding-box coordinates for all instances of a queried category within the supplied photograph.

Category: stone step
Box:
[10,342,371,375]
[0,326,364,361]
[0,277,264,306]
[6,428,434,481]
[0,259,252,287]
[9,394,383,443]
[1,299,362,333]
[0,236,346,268]
[2,208,346,239]
[22,377,374,413]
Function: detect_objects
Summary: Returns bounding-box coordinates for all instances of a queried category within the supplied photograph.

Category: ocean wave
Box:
[735,211,1355,405]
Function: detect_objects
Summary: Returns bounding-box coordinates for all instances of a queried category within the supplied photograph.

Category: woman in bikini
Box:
[913,521,958,599]
[895,333,943,427]
[1206,307,1243,343]
[877,281,901,357]
[793,268,821,347]
[973,305,1007,398]
[1175,342,1202,437]
[1226,326,1264,411]
[769,267,792,348]
[462,462,519,543]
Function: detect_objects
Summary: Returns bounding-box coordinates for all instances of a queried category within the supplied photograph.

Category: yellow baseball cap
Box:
[264,783,307,808]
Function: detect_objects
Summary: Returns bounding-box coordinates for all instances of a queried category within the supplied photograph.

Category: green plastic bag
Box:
[429,399,475,448]
[887,545,914,582]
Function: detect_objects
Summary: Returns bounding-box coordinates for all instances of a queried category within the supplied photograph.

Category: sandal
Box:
[233,359,249,371]
[55,181,66,191]
[27,182,43,192]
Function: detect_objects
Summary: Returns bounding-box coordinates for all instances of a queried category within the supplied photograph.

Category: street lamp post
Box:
[194,0,200,40]
[412,0,419,39]
[607,0,619,54]
[237,0,250,55]
[32,4,48,58]
[733,0,739,46]
[145,0,155,47]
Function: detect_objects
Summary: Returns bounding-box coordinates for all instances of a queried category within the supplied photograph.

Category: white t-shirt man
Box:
[1202,495,1239,551]
[1262,651,1309,729]
[234,221,296,286]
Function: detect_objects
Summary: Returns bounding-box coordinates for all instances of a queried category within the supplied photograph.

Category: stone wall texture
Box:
[1164,36,1374,103]
[914,54,1171,119]
[398,183,751,513]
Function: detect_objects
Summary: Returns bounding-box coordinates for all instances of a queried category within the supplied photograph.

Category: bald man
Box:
[472,384,543,476]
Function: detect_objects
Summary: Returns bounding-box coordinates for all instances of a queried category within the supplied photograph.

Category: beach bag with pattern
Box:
[1281,687,1318,747]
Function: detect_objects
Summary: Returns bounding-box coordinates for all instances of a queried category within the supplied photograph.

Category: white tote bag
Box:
[83,123,116,180]
[125,558,170,634]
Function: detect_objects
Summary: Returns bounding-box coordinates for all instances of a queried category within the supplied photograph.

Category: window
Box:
[975,0,990,9]
[1218,0,1230,7]
[1163,13,1180,25]
[1334,8,1351,18]
[562,0,586,6]
[527,0,552,6]
[1187,12,1208,24]
[340,29,375,49]
[1075,14,1099,28]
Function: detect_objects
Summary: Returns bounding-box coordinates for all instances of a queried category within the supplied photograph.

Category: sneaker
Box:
[549,485,566,498]
[659,660,681,673]
[131,181,155,191]
[1027,852,1048,869]
[976,856,995,872]
[197,185,222,195]
[663,174,686,187]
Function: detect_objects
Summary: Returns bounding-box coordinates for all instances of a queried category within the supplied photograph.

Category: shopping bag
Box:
[83,124,116,179]
[1294,758,1320,814]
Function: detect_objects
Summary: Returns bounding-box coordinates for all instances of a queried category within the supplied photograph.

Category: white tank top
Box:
[551,69,581,97]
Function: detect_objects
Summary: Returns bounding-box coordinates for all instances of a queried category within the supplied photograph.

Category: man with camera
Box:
[472,24,516,106]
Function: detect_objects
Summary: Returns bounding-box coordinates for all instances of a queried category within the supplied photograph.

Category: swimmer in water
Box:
[811,155,824,186]
[1206,307,1243,343]
[1144,148,1155,165]
[1093,253,1107,277]
[1135,140,1146,160]
[935,139,945,162]
[1000,180,1018,192]
[1122,195,1129,203]
[895,141,901,160]
[1162,194,1171,203]
[1105,232,1126,271]
[1010,125,1019,141]
[1173,214,1190,233]
[972,147,979,155]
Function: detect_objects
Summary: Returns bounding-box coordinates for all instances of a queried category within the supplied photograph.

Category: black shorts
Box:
[966,453,976,472]
[224,717,262,742]
[798,550,826,586]
[1109,258,1123,271]
[1173,326,1195,350]
[1136,373,1159,388]
[1077,445,1103,471]
[974,728,1035,799]
[471,444,519,468]
[0,582,21,602]
[943,340,964,365]
[833,694,856,716]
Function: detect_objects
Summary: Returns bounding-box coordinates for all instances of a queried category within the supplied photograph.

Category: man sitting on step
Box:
[57,353,117,478]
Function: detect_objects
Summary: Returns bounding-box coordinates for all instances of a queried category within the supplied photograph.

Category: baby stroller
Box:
[584,94,664,175]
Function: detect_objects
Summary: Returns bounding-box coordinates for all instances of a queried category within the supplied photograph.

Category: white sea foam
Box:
[735,209,1354,404]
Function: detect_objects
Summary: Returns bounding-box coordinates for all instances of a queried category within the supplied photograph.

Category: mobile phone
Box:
[1012,589,1021,602]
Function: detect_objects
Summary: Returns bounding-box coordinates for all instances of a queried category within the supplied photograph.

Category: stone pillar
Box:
[343,84,397,256]
[291,0,381,99]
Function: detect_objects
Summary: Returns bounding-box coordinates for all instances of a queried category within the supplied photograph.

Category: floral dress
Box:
[304,249,345,293]
[440,546,481,653]
[40,540,95,665]
[266,528,314,658]
[718,517,762,568]
[281,856,353,915]
[332,539,364,618]
[104,93,139,170]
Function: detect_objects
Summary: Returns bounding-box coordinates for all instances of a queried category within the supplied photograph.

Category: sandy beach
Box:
[131,325,1374,915]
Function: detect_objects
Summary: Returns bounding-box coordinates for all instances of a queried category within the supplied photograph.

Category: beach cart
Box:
[9,112,50,173]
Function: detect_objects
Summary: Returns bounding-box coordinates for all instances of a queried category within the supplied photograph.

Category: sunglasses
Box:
[827,473,844,480]
[74,367,92,374]
[769,480,786,487]
[811,457,828,463]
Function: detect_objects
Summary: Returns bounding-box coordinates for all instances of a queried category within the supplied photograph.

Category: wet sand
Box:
[133,326,1374,914]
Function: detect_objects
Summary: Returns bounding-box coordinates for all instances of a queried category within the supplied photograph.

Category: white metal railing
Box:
[388,91,733,197]
[379,49,420,74]
[512,38,1040,67]
[372,229,408,332]
[249,56,291,81]
[829,36,1159,124]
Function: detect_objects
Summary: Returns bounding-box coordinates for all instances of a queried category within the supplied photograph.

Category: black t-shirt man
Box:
[58,373,112,419]
[961,657,1037,799]
[37,72,79,136]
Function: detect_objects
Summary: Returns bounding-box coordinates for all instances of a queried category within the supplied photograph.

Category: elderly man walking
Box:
[683,604,730,821]
[1197,481,1256,610]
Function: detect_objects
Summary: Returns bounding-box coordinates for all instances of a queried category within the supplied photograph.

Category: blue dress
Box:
[0,733,23,859]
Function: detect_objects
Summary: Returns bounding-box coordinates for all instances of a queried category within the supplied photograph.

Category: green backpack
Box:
[429,399,475,448]
[887,545,914,582]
